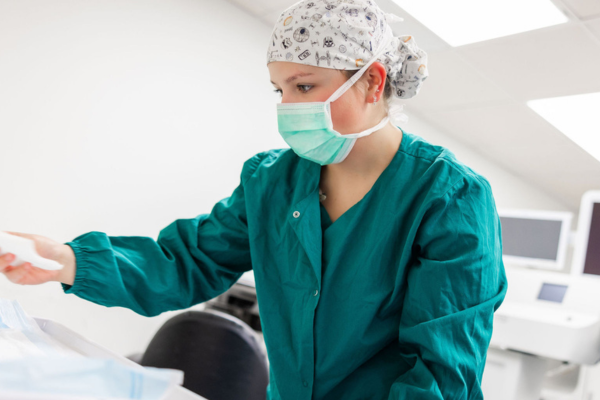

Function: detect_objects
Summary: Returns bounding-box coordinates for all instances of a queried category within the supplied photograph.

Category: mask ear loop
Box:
[325,27,395,139]
[325,27,394,105]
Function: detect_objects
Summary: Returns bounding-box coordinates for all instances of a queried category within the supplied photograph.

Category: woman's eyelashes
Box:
[297,84,313,93]
[273,84,314,97]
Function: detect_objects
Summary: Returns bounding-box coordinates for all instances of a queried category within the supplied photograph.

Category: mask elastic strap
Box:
[341,115,390,139]
[326,28,394,104]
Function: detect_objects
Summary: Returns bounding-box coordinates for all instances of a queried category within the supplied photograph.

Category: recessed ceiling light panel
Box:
[392,0,568,46]
[528,92,600,162]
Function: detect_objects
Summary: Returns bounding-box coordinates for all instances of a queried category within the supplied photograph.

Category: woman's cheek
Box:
[331,98,364,134]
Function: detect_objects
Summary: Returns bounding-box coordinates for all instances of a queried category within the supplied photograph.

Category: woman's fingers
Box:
[0,235,72,285]
[0,248,55,285]
[2,263,32,284]
[2,262,56,285]
[0,252,16,272]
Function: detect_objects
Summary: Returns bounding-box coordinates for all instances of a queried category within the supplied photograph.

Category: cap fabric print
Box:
[266,0,429,112]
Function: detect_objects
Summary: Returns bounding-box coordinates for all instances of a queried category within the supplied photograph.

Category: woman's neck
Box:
[324,122,403,179]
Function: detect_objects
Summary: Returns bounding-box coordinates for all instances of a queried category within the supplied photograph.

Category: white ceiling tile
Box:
[261,0,306,16]
[561,0,600,19]
[498,144,600,178]
[513,155,600,208]
[261,9,284,28]
[226,0,272,16]
[420,104,563,149]
[422,103,599,163]
[457,23,600,101]
[227,0,296,20]
[419,103,600,208]
[375,0,452,54]
[474,145,598,209]
[586,17,600,40]
[407,49,513,113]
[524,177,599,209]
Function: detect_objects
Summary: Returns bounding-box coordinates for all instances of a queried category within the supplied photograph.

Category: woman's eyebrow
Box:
[271,72,314,86]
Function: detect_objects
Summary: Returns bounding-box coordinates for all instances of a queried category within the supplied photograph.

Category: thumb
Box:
[4,231,30,238]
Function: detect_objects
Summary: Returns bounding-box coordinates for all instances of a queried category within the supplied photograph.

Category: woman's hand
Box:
[0,232,76,286]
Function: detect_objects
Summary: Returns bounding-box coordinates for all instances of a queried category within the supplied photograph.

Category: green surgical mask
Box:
[276,36,392,166]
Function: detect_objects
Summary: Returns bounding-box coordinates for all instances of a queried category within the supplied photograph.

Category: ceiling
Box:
[226,0,600,210]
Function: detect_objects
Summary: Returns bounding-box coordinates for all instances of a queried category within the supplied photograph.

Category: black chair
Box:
[136,309,269,400]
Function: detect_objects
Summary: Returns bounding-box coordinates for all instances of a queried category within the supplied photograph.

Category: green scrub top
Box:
[62,130,507,400]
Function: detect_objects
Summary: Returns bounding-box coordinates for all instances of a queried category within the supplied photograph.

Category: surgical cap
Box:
[267,0,429,122]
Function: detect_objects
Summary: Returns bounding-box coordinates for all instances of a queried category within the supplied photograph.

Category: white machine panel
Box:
[491,267,600,365]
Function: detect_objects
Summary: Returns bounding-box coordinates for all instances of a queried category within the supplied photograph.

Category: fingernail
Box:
[5,254,14,262]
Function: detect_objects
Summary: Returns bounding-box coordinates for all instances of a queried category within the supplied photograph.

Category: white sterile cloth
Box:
[0,299,78,360]
[0,299,184,400]
[0,231,63,270]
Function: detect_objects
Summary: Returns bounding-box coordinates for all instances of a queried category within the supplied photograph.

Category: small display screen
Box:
[538,283,568,303]
[583,203,600,276]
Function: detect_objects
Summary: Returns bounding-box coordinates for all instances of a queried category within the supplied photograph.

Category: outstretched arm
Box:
[60,153,266,317]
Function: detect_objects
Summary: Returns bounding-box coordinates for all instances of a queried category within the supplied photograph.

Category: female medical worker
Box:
[0,0,507,399]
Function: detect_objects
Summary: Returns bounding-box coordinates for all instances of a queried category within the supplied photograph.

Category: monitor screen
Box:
[500,217,563,261]
[537,283,568,303]
[583,203,600,276]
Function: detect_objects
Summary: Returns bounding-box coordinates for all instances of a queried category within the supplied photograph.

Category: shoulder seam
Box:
[241,149,284,185]
[400,147,489,191]
[439,170,490,202]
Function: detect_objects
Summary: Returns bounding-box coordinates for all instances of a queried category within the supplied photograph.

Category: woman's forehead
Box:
[268,62,338,84]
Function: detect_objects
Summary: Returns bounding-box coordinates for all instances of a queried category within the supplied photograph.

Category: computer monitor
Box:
[499,209,572,271]
[572,191,600,277]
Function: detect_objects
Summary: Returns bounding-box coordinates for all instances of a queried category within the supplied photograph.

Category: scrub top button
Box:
[303,381,308,387]
[313,289,319,297]
[293,211,300,218]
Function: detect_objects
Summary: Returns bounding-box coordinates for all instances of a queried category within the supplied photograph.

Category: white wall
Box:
[0,0,570,357]
[0,0,283,357]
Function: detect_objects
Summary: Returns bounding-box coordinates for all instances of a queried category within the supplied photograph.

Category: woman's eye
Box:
[298,84,312,93]
[273,85,313,97]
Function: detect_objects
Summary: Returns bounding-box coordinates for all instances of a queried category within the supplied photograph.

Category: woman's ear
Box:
[366,62,387,102]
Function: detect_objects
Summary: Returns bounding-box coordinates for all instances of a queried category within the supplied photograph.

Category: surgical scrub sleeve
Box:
[62,131,507,400]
